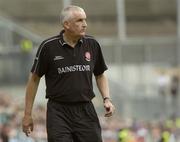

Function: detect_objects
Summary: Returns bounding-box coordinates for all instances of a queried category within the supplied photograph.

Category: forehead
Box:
[70,10,86,20]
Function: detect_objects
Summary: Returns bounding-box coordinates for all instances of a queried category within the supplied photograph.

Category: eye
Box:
[78,19,83,22]
[77,18,86,23]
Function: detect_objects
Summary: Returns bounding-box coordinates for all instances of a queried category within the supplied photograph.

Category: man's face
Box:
[64,10,87,37]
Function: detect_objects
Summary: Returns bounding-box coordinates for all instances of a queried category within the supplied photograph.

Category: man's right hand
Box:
[22,115,34,136]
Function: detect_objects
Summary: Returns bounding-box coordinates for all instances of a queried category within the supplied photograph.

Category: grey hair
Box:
[60,5,85,25]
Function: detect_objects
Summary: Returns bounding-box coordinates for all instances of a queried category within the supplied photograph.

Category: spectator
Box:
[170,74,179,114]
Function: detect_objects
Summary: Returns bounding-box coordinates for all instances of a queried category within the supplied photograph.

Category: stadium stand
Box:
[0,0,180,141]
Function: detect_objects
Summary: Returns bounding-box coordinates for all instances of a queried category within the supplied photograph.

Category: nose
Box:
[83,20,87,27]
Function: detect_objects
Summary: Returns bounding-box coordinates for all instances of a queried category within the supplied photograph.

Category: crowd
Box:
[101,116,180,142]
[0,92,180,142]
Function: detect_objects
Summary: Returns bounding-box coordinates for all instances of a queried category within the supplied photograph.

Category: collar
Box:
[59,30,83,47]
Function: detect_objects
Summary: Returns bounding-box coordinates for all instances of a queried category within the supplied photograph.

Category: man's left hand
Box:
[104,99,115,117]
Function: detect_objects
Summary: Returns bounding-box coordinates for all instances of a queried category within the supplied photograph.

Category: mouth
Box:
[82,28,87,31]
[80,30,86,34]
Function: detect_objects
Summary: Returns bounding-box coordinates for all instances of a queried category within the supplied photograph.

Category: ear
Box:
[63,21,70,29]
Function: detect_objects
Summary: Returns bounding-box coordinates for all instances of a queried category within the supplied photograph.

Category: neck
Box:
[63,33,80,48]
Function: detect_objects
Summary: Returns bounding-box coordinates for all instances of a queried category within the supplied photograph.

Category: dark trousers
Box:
[47,100,102,142]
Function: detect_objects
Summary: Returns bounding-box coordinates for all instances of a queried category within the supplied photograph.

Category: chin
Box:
[80,32,86,36]
[76,34,85,38]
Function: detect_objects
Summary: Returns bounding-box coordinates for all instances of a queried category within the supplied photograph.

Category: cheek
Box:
[68,24,82,34]
[69,24,79,30]
[68,27,76,33]
[73,27,81,33]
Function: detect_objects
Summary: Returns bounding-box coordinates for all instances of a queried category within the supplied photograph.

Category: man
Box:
[22,5,115,142]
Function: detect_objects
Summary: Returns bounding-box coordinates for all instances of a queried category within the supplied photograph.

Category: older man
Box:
[22,5,115,142]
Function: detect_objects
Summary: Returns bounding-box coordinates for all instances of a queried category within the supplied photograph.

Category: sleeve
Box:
[93,41,108,76]
[31,42,49,77]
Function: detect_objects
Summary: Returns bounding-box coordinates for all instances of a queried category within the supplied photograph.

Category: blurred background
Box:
[0,0,180,141]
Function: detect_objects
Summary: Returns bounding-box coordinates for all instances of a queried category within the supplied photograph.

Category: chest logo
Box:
[54,56,64,61]
[85,52,91,61]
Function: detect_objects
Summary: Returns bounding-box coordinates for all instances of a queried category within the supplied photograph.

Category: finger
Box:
[26,128,32,137]
[104,107,114,117]
[23,126,28,133]
[104,112,112,117]
[109,105,115,112]
[107,106,113,112]
[30,124,34,131]
[23,126,31,136]
[105,109,113,116]
[25,131,30,137]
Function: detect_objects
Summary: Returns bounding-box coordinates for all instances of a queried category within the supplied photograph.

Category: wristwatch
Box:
[103,97,111,103]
